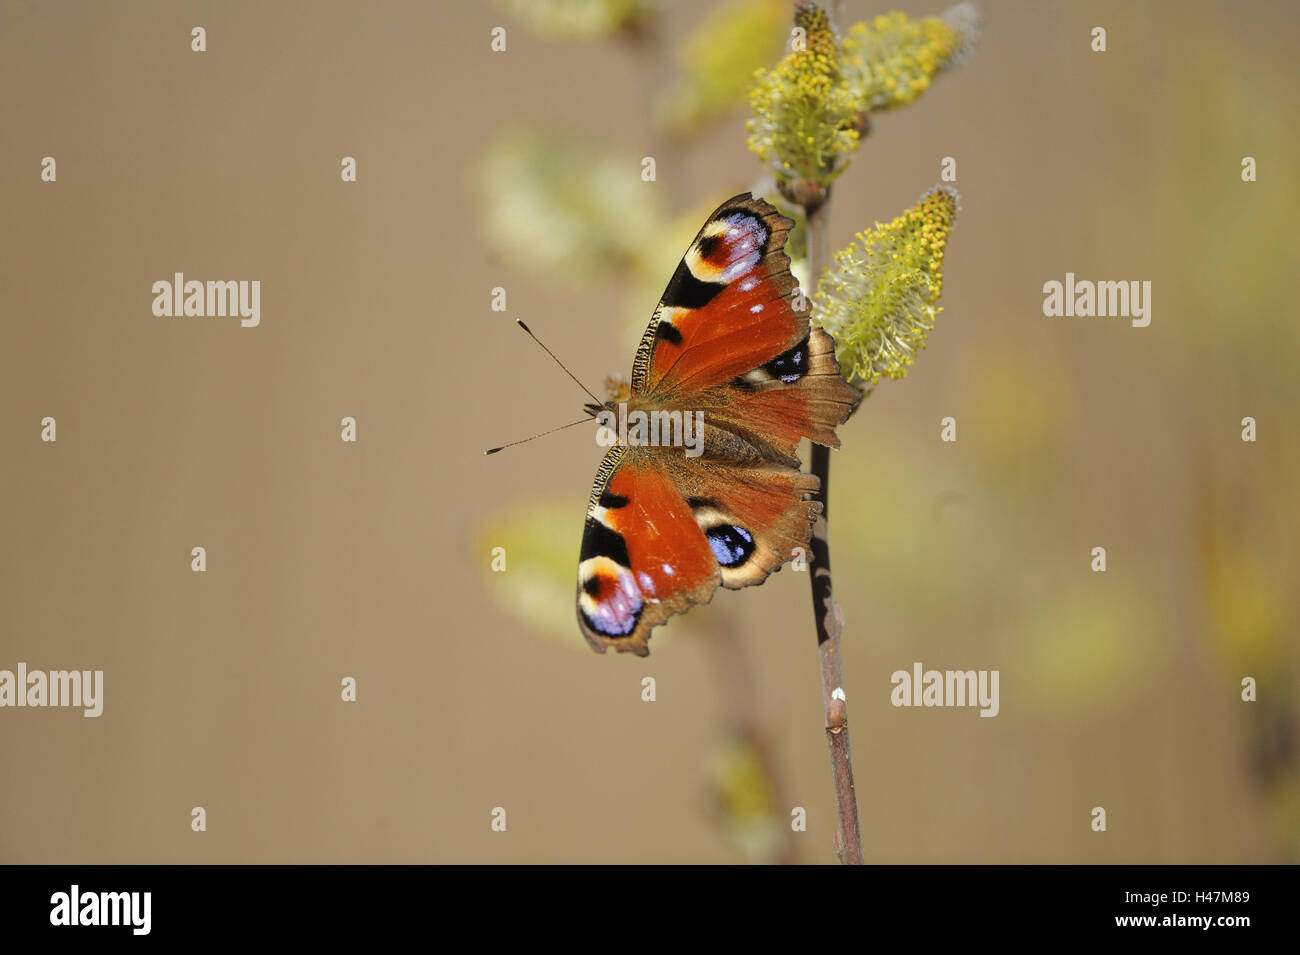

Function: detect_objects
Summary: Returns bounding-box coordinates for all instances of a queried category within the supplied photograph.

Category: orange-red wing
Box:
[577,448,719,656]
[631,194,805,398]
[628,195,860,466]
[576,446,823,656]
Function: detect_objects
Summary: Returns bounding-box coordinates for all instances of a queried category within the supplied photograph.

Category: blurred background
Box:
[1,0,1295,863]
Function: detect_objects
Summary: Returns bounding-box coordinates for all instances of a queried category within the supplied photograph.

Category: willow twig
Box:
[804,193,864,865]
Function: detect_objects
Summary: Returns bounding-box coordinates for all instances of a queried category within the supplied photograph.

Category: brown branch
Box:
[804,194,865,865]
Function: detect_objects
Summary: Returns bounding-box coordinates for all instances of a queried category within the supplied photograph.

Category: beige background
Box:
[1,0,1296,863]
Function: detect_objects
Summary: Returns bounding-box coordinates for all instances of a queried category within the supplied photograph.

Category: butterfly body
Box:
[577,194,860,656]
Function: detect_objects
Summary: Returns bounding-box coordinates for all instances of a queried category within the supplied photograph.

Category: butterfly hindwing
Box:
[577,447,821,656]
[679,461,821,590]
[577,447,719,656]
[702,325,860,467]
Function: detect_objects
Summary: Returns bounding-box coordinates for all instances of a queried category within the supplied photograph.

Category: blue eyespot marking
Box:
[764,336,809,383]
[707,524,755,567]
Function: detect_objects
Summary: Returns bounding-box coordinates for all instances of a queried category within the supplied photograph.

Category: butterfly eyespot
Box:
[705,524,755,567]
[697,233,722,261]
[578,556,644,637]
[763,335,809,383]
[718,220,765,281]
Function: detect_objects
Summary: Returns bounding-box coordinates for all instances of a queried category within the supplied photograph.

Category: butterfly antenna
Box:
[515,319,602,406]
[484,416,591,455]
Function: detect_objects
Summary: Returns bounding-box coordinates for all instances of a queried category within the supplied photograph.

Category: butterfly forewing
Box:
[632,196,803,398]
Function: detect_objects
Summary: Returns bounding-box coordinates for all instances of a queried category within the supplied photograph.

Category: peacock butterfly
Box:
[576,193,860,656]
